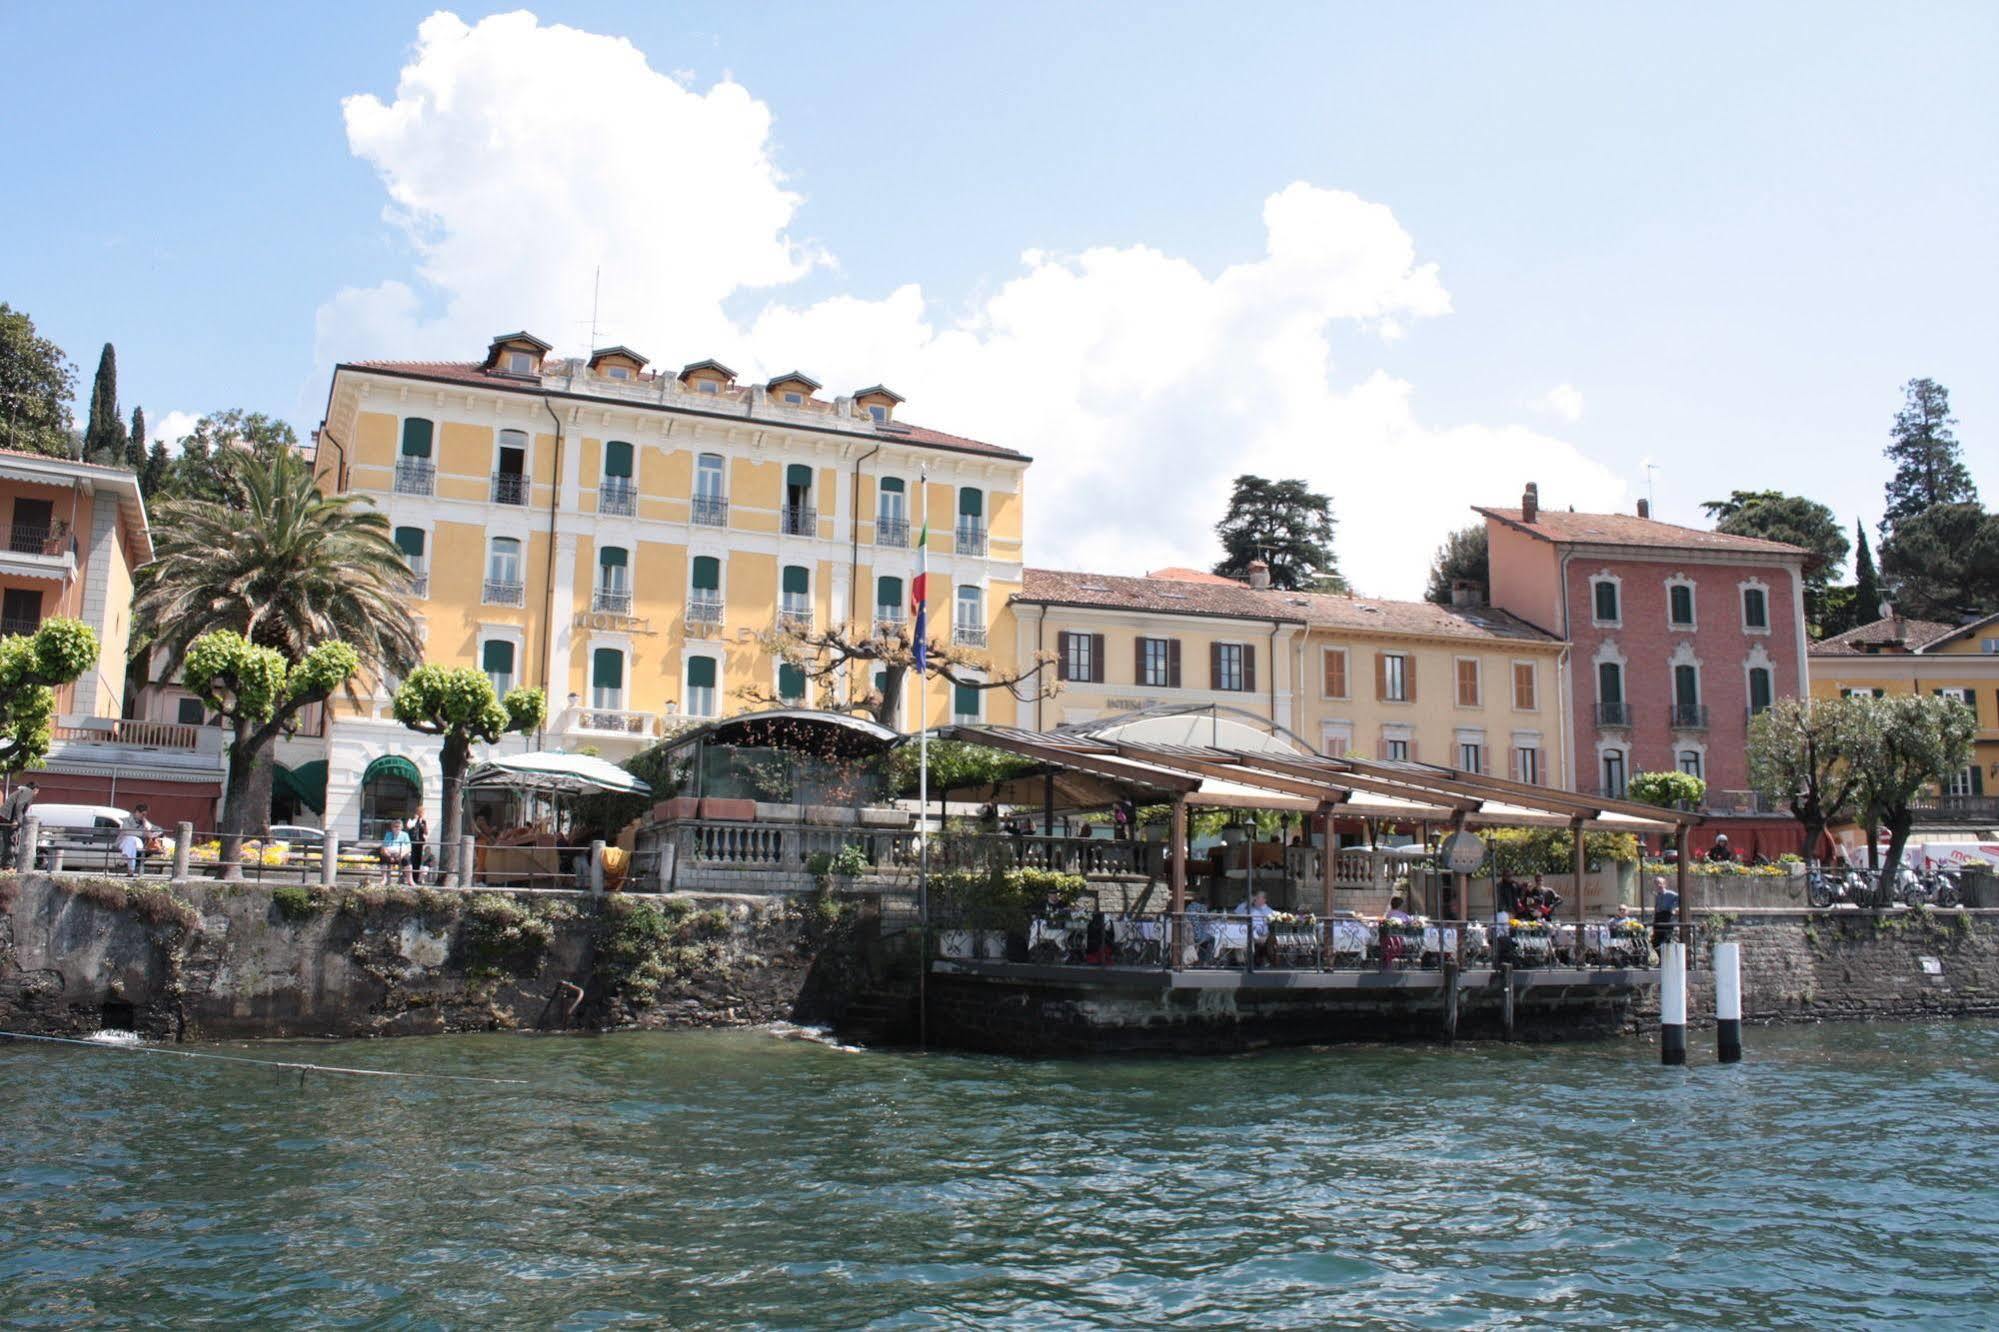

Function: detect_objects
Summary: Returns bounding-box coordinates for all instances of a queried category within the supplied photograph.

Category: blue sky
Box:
[3,3,1993,595]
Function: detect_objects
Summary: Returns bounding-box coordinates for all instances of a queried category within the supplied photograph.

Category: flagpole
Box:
[916,464,930,1048]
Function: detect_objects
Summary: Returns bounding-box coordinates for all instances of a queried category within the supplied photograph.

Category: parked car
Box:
[28,803,135,870]
[266,824,326,847]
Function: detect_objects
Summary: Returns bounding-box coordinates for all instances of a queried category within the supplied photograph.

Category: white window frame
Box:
[1664,573,1698,631]
[1382,652,1409,703]
[588,643,629,712]
[1589,571,1623,628]
[1739,577,1773,635]
[477,627,525,699]
[506,350,536,374]
[1677,749,1704,780]
[683,652,722,718]
[1216,642,1247,693]
[1600,747,1629,799]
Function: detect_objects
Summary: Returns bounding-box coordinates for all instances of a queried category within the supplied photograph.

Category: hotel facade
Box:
[299,333,1027,837]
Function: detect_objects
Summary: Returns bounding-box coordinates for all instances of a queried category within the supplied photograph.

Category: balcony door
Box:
[10,498,52,554]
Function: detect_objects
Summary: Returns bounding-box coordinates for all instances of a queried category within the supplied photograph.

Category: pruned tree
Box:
[1213,475,1344,592]
[1627,770,1706,811]
[1848,692,1977,885]
[392,666,547,879]
[1747,695,1869,864]
[182,631,359,874]
[0,303,76,459]
[740,619,1053,731]
[1881,377,1977,538]
[1423,524,1488,605]
[0,619,100,775]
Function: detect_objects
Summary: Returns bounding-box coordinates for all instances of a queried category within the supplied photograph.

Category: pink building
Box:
[1478,484,1811,801]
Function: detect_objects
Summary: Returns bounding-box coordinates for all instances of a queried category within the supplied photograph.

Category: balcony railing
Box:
[1595,701,1632,727]
[1669,703,1709,730]
[1909,795,1999,824]
[6,522,67,557]
[573,707,656,737]
[393,458,435,496]
[0,616,41,637]
[483,578,526,607]
[779,604,814,633]
[874,610,908,635]
[691,494,729,527]
[406,568,430,600]
[954,622,987,647]
[687,596,724,629]
[491,472,528,506]
[876,515,909,547]
[955,521,988,557]
[598,477,637,516]
[593,587,633,615]
[51,718,202,751]
[781,503,817,536]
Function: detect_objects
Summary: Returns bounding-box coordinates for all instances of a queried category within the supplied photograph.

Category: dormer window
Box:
[766,372,821,406]
[784,392,803,405]
[699,380,719,394]
[853,384,906,424]
[607,366,630,380]
[507,351,536,374]
[868,404,887,422]
[486,331,553,377]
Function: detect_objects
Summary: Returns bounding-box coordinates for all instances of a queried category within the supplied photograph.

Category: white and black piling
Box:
[1714,940,1743,1064]
[1659,940,1688,1066]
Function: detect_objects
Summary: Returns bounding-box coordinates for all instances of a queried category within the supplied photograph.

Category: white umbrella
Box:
[465,751,651,796]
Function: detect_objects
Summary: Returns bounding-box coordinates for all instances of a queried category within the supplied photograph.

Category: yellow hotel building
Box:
[306,332,1026,836]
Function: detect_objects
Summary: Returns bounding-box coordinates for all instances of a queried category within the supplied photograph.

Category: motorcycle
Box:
[1807,861,1880,909]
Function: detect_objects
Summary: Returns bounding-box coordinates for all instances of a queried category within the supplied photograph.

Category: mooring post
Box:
[1714,940,1743,1064]
[1660,940,1688,1066]
[1501,962,1516,1039]
[49,847,64,873]
[19,816,39,872]
[589,840,606,893]
[321,833,339,888]
[1442,956,1460,1041]
[173,823,193,880]
[459,835,477,888]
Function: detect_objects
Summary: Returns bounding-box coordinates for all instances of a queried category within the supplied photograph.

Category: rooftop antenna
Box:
[1642,459,1660,511]
[588,266,601,350]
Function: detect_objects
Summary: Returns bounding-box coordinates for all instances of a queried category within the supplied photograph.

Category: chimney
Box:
[1522,482,1539,524]
[1246,559,1272,590]
[1636,498,1650,519]
[1450,578,1483,609]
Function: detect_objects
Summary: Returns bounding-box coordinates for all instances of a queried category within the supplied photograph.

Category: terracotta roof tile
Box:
[1147,567,1247,586]
[1476,506,1808,557]
[1253,589,1560,644]
[1017,569,1303,621]
[1810,614,1964,656]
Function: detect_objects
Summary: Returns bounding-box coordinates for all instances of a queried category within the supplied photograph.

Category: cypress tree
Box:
[140,439,171,501]
[1881,378,1977,538]
[83,343,125,464]
[126,406,146,472]
[1852,519,1880,621]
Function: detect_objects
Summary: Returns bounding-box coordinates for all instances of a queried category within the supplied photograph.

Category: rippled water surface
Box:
[4,1022,1998,1328]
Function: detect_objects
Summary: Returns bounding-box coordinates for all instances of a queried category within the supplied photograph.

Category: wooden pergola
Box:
[931,725,1702,935]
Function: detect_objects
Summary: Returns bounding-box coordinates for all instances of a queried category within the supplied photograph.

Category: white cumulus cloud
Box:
[1537,383,1586,423]
[149,410,201,452]
[318,10,1626,598]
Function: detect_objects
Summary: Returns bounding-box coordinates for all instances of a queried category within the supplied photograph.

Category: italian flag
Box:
[911,522,930,673]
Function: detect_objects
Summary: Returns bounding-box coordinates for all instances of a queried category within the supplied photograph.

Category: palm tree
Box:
[135,448,423,834]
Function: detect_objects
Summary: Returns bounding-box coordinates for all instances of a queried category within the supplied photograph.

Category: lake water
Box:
[3,1022,1996,1329]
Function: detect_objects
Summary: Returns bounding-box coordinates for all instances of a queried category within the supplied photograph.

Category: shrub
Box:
[930,866,1086,931]
[1482,827,1640,877]
[461,892,562,980]
[271,885,323,922]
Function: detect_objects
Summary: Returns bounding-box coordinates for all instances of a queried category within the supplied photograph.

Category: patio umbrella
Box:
[464,751,652,796]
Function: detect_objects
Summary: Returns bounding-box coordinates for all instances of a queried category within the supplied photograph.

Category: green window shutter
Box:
[782,565,809,596]
[778,663,805,700]
[599,545,628,568]
[877,575,902,606]
[1594,581,1618,621]
[786,464,814,490]
[400,418,433,458]
[691,556,720,591]
[953,682,980,717]
[959,487,983,517]
[482,640,514,673]
[393,526,425,558]
[1675,665,1698,705]
[603,439,633,477]
[880,476,904,494]
[1598,661,1621,703]
[687,657,717,689]
[1671,585,1692,623]
[592,648,623,690]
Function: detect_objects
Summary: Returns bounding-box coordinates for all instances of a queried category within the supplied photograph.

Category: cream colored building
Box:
[304,333,1027,837]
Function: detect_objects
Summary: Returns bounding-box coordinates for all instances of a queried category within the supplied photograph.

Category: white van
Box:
[27,803,133,870]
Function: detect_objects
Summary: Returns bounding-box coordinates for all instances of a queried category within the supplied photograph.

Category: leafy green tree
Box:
[1748,695,1870,863]
[1878,502,1999,620]
[0,303,76,459]
[1848,692,1977,884]
[83,343,124,465]
[0,619,100,775]
[1423,524,1487,605]
[1881,377,1977,538]
[140,437,171,500]
[1212,475,1344,592]
[1701,490,1849,622]
[391,666,547,880]
[125,406,146,473]
[156,409,299,502]
[134,447,422,681]
[1628,770,1706,810]
[182,631,359,869]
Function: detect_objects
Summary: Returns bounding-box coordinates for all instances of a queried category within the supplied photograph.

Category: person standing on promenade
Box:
[0,780,39,869]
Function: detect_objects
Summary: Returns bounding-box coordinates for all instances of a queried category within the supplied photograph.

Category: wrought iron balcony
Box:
[0,616,41,637]
[482,578,525,607]
[406,567,430,600]
[955,521,987,557]
[874,609,908,634]
[686,596,724,628]
[954,622,988,647]
[491,472,528,506]
[691,494,729,527]
[781,503,817,536]
[778,603,814,633]
[1595,701,1632,727]
[1669,703,1709,730]
[876,515,909,547]
[593,587,633,615]
[598,477,637,516]
[393,458,435,496]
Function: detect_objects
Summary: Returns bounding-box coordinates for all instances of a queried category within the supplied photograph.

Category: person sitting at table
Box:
[1042,884,1071,919]
[1233,889,1275,962]
[1385,893,1413,922]
[1083,911,1114,964]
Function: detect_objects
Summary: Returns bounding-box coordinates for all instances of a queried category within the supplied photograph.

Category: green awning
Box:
[361,754,422,792]
[274,759,329,815]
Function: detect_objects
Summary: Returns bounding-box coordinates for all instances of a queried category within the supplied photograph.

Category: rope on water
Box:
[0,1029,531,1085]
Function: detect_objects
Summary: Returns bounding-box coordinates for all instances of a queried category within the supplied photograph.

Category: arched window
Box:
[484,537,523,605]
[956,488,986,555]
[394,526,428,598]
[1596,660,1625,725]
[1748,666,1773,715]
[693,453,727,526]
[876,575,904,626]
[481,640,515,696]
[591,648,625,711]
[595,546,630,613]
[399,418,433,458]
[877,477,908,546]
[358,755,422,842]
[686,656,718,717]
[781,565,811,626]
[778,663,806,702]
